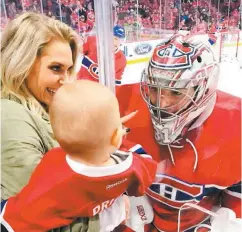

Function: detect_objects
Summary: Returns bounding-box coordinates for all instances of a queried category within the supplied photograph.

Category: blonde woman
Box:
[1,12,99,232]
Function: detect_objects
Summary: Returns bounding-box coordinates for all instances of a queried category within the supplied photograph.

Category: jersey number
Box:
[154,127,171,144]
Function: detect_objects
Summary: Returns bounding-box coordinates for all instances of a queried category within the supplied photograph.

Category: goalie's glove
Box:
[178,203,242,232]
[210,207,242,232]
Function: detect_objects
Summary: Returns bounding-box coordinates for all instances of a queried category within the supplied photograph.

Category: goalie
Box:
[114,34,241,232]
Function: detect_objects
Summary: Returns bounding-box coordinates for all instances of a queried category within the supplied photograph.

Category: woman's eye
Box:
[50,66,61,72]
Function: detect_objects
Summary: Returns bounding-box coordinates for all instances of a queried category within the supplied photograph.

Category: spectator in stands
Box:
[78,14,90,33]
[192,18,207,33]
[50,0,60,18]
[6,0,17,19]
[1,12,99,232]
[63,4,73,25]
[47,0,52,11]
[30,0,41,13]
[47,9,55,18]
[77,0,87,20]
[86,9,95,30]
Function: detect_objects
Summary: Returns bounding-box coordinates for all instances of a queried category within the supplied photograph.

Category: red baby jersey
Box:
[116,84,241,232]
[1,148,157,232]
[78,35,127,84]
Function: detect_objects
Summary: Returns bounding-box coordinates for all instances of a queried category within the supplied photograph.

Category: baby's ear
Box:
[110,127,124,148]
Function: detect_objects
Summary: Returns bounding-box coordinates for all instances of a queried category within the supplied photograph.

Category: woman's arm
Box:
[1,99,58,200]
[1,100,52,199]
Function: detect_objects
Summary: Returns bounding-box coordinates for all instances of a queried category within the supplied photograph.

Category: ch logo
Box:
[89,63,99,79]
[146,174,204,209]
[152,40,196,70]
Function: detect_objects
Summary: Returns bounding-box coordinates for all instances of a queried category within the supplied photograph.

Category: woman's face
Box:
[27,40,74,106]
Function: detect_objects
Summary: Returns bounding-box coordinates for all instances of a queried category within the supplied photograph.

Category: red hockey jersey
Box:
[116,84,241,232]
[78,36,127,84]
[1,148,157,232]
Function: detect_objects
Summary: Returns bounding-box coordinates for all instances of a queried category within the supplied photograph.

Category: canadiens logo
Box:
[82,56,99,80]
[151,40,196,70]
[146,174,204,209]
[89,63,99,79]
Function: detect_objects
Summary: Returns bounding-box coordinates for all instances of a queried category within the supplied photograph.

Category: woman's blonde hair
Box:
[1,12,80,117]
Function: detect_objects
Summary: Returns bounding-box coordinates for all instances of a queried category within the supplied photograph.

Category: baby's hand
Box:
[121,110,138,136]
[121,111,138,124]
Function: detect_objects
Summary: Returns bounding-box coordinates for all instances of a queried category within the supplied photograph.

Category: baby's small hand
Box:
[121,110,138,124]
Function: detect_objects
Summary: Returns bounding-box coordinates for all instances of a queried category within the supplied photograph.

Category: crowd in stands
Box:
[115,0,241,34]
[1,0,95,33]
[1,0,241,35]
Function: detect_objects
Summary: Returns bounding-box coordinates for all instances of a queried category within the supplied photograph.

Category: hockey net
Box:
[192,31,240,63]
[217,30,240,62]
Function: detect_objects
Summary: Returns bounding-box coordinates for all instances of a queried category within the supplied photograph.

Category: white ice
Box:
[218,60,242,98]
[217,44,242,98]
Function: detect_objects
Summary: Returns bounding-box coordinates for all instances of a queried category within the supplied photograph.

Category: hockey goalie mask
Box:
[141,35,220,145]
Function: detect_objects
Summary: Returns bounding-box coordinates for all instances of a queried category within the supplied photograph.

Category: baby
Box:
[0,80,156,232]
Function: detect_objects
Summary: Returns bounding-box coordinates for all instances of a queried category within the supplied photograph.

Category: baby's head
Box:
[49,80,125,158]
